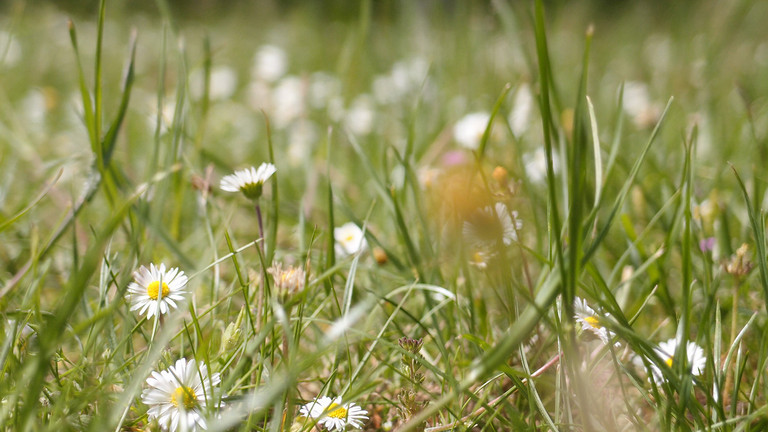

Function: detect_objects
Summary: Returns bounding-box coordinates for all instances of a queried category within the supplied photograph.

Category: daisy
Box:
[622,81,662,129]
[573,297,618,346]
[252,44,287,83]
[334,222,367,257]
[453,112,490,150]
[508,82,533,137]
[462,202,522,248]
[220,163,276,200]
[650,337,706,385]
[142,358,221,432]
[127,263,188,319]
[299,396,368,431]
[523,147,560,184]
[267,262,306,302]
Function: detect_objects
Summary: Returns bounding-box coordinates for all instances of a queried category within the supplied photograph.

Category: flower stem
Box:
[724,277,741,399]
[255,201,265,255]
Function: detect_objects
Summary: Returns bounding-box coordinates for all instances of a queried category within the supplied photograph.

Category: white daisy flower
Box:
[334,222,367,257]
[220,163,276,200]
[127,263,188,319]
[252,44,288,83]
[573,297,618,346]
[650,337,706,385]
[523,147,560,184]
[453,112,490,150]
[462,202,522,248]
[299,396,368,431]
[622,81,662,129]
[189,66,238,101]
[142,358,221,432]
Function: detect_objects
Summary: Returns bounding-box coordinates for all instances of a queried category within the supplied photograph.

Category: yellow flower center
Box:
[584,316,600,329]
[665,355,674,367]
[344,234,355,243]
[326,402,348,419]
[171,386,198,410]
[147,281,170,300]
[281,269,297,284]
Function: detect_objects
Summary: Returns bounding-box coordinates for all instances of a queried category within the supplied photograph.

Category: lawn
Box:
[2,0,768,431]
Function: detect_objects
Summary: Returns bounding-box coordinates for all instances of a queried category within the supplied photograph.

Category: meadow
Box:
[2,0,768,430]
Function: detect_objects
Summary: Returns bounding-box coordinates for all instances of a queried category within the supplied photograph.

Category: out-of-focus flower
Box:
[287,120,318,167]
[622,81,661,129]
[523,147,560,184]
[417,167,441,190]
[699,237,716,254]
[649,338,706,385]
[469,249,492,270]
[220,163,276,200]
[299,396,368,431]
[272,76,306,128]
[127,263,188,319]
[252,45,287,83]
[309,72,341,110]
[142,358,221,432]
[453,112,490,150]
[725,243,753,277]
[441,150,468,168]
[268,262,306,302]
[573,297,619,346]
[344,95,375,136]
[334,222,367,257]
[509,83,533,137]
[463,202,521,248]
[190,66,238,101]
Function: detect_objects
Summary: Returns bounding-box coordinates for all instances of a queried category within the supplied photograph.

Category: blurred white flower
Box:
[416,167,441,190]
[463,202,521,248]
[287,120,318,166]
[523,147,560,184]
[622,81,661,129]
[650,338,706,385]
[246,80,272,112]
[220,163,276,200]
[327,96,346,123]
[268,262,306,302]
[127,263,188,319]
[299,395,368,431]
[252,44,287,83]
[272,75,305,128]
[453,112,490,150]
[373,57,429,105]
[509,83,533,137]
[335,222,367,257]
[573,297,619,346]
[21,89,48,127]
[309,72,341,110]
[372,75,397,105]
[190,66,238,101]
[344,95,375,136]
[142,358,221,432]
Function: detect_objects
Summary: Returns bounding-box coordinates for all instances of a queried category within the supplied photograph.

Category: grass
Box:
[2,0,768,431]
